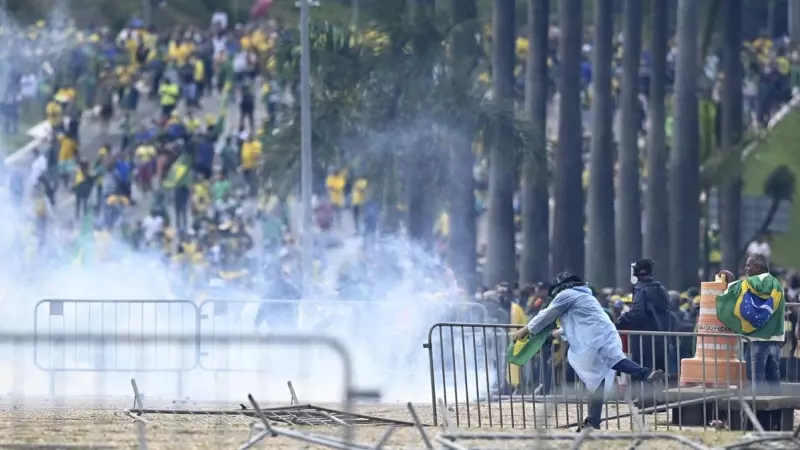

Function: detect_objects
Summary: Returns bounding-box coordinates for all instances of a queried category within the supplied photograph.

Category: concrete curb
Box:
[3,120,51,166]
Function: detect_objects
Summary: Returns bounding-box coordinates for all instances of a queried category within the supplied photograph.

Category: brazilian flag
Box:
[716,273,785,339]
[163,153,192,189]
[507,322,556,366]
[72,212,94,266]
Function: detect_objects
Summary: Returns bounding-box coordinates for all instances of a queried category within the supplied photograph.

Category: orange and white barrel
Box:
[679,281,746,387]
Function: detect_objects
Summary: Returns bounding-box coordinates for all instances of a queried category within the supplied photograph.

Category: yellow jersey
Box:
[241,140,262,170]
[58,136,78,162]
[326,173,346,207]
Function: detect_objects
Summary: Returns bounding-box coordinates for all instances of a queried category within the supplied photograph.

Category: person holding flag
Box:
[716,253,784,394]
[511,271,664,431]
[163,148,193,231]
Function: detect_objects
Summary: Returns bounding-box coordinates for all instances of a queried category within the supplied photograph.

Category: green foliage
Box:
[265,8,546,197]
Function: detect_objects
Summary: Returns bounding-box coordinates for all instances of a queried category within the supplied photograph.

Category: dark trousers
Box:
[532,345,554,394]
[586,358,651,429]
[174,185,190,230]
[75,194,89,220]
[745,341,782,394]
[352,205,361,233]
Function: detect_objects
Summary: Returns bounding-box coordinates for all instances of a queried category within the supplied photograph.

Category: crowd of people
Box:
[1,14,798,428]
[0,16,314,299]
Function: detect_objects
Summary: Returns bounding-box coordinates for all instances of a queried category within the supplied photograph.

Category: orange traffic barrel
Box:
[679,280,747,387]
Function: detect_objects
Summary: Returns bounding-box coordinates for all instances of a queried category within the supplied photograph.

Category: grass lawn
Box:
[742,109,800,269]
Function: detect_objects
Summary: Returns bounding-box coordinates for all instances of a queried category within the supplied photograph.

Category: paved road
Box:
[7,93,229,223]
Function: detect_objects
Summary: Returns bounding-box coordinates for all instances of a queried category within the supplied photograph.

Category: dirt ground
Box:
[0,400,791,449]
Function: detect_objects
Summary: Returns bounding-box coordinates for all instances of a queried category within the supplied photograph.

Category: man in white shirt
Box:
[29,148,48,190]
[747,236,771,259]
[142,214,164,243]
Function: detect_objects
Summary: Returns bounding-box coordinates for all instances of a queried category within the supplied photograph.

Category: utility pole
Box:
[299,0,314,297]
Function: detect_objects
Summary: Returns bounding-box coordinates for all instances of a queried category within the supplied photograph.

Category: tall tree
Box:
[552,0,584,276]
[644,0,671,286]
[720,0,743,273]
[669,0,701,290]
[483,0,517,287]
[520,0,551,286]
[406,0,437,248]
[585,0,615,287]
[616,0,644,287]
[447,0,479,293]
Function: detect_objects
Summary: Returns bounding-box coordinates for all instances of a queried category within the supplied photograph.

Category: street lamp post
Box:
[299,0,314,297]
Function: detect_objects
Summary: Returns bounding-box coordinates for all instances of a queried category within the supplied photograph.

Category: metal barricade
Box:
[782,302,800,383]
[1,332,367,448]
[33,299,199,400]
[424,323,772,431]
[198,299,488,372]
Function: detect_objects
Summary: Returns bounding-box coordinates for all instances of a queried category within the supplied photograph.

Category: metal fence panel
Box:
[33,299,199,372]
[198,299,488,372]
[0,332,364,448]
[424,323,768,431]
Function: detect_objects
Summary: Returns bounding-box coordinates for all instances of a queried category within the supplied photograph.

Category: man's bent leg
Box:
[612,358,661,382]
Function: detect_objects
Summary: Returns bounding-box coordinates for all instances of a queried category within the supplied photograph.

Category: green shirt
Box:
[212,180,231,202]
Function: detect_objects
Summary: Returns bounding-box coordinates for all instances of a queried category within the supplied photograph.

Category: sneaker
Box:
[646,370,665,383]
[576,418,599,432]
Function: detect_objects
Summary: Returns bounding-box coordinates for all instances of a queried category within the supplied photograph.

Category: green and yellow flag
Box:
[506,322,556,367]
[716,273,784,339]
[163,153,192,189]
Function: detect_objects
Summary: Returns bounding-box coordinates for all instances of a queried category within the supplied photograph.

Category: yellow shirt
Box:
[326,174,346,207]
[74,167,88,186]
[58,136,77,162]
[241,140,262,169]
[135,145,157,163]
[352,179,368,205]
[46,101,62,126]
[435,212,450,237]
[116,66,133,86]
[176,42,194,65]
[193,59,205,82]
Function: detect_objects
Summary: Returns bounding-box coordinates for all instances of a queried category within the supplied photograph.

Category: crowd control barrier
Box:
[31,299,485,400]
[33,299,199,399]
[424,323,768,430]
[4,331,367,447]
[197,299,487,374]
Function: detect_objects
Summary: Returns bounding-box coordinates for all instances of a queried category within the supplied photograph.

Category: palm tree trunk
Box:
[406,1,436,247]
[720,0,743,275]
[484,0,517,287]
[552,0,584,277]
[615,0,644,287]
[447,0,479,293]
[585,0,615,288]
[644,0,671,286]
[669,0,701,290]
[520,0,551,286]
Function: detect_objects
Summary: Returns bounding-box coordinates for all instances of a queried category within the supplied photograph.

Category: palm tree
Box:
[644,0,670,286]
[615,0,644,287]
[483,0,517,287]
[720,0,743,273]
[447,0,480,293]
[552,0,584,276]
[520,0,551,286]
[669,0,701,290]
[585,0,615,288]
